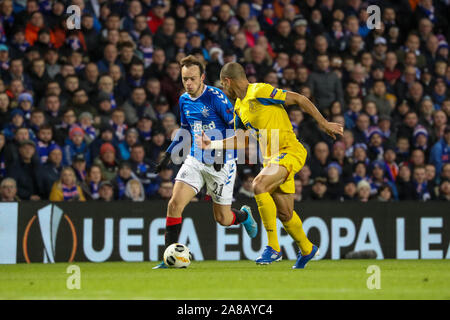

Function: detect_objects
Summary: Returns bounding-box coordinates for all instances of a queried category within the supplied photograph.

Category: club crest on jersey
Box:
[201,106,210,118]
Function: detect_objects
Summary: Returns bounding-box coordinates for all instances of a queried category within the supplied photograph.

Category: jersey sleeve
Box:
[234,112,246,130]
[212,89,234,127]
[254,83,287,106]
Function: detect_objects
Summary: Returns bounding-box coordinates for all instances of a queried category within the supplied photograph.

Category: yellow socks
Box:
[254,192,280,252]
[282,210,313,255]
[255,194,312,255]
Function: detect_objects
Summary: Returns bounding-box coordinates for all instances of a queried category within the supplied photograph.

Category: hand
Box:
[30,195,40,201]
[195,131,211,150]
[155,152,171,173]
[319,121,344,140]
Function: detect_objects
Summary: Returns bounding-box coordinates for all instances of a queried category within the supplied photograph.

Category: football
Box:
[163,243,192,268]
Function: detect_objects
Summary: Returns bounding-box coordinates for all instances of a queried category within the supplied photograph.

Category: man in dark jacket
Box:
[41,144,63,198]
[6,139,44,200]
[308,54,344,113]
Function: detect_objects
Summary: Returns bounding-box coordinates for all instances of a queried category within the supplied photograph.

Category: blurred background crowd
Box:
[0,0,449,203]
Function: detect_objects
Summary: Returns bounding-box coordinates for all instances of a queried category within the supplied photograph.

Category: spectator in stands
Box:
[89,125,119,162]
[97,180,115,202]
[80,164,103,200]
[129,143,156,196]
[153,180,173,200]
[310,177,329,200]
[49,167,86,202]
[308,54,344,113]
[6,139,43,200]
[310,142,330,178]
[72,153,87,184]
[437,179,450,201]
[376,184,394,202]
[411,164,436,201]
[353,143,369,165]
[63,126,89,166]
[93,142,119,182]
[123,86,157,126]
[42,144,63,197]
[36,124,56,164]
[78,112,96,144]
[112,161,135,200]
[352,113,370,144]
[293,178,303,202]
[353,161,368,184]
[367,127,385,161]
[146,129,166,164]
[342,181,357,201]
[118,128,139,161]
[368,160,398,199]
[430,125,450,175]
[365,80,392,117]
[124,178,145,201]
[236,174,255,200]
[326,162,344,200]
[3,108,26,141]
[0,177,19,202]
[356,179,371,202]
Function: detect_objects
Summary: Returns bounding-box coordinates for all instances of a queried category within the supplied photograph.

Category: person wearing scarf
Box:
[383,146,399,182]
[412,165,434,201]
[413,125,429,157]
[138,32,153,68]
[367,127,385,161]
[369,160,399,200]
[110,109,128,142]
[72,153,87,184]
[78,112,97,143]
[49,167,85,201]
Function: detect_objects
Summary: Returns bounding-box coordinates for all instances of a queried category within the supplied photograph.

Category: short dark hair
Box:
[39,124,53,131]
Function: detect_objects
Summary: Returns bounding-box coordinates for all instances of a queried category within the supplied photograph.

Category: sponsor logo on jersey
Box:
[192,121,216,132]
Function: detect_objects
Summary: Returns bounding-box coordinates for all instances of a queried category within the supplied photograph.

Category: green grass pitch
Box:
[1,260,449,300]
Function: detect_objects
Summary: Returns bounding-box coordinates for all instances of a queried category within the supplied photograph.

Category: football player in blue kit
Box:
[153,55,257,269]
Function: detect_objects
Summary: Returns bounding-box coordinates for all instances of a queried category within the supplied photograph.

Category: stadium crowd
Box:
[0,0,449,203]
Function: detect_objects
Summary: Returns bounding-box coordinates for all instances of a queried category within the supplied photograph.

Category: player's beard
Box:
[222,85,235,100]
[189,82,204,98]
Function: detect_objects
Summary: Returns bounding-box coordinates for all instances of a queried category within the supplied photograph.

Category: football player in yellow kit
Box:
[196,62,343,268]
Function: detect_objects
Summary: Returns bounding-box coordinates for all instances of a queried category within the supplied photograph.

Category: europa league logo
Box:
[23,204,77,263]
[38,204,63,263]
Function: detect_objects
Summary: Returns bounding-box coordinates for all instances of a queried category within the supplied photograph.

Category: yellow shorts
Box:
[264,148,307,194]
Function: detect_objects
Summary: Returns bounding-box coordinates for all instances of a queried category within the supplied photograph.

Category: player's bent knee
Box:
[252,177,268,195]
[277,210,292,222]
[167,198,184,217]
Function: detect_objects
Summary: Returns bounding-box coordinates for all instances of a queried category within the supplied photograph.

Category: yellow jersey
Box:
[233,82,304,161]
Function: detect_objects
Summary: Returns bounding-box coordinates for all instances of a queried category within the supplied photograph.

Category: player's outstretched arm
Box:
[285,91,344,140]
[195,130,248,150]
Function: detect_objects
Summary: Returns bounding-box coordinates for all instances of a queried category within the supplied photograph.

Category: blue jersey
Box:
[176,85,235,164]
